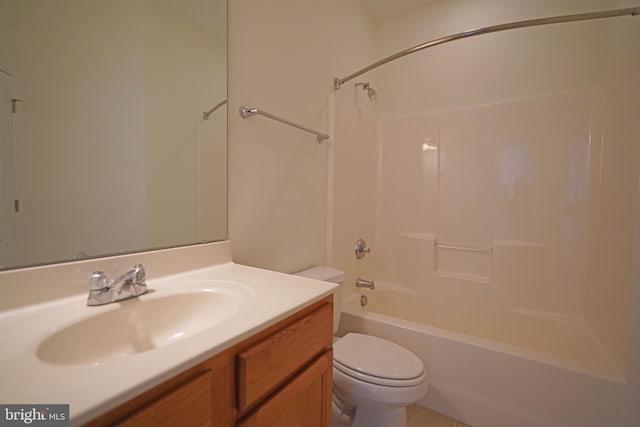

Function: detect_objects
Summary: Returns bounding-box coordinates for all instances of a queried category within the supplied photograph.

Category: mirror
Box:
[0,0,228,270]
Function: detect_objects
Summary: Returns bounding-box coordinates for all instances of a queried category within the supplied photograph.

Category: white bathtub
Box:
[337,287,629,427]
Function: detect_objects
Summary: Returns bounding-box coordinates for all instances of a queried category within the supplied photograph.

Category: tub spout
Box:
[356,277,375,290]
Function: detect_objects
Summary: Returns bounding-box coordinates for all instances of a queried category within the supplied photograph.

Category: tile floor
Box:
[407,405,472,427]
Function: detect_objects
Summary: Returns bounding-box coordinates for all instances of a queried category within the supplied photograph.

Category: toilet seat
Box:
[333,333,425,387]
[334,360,426,387]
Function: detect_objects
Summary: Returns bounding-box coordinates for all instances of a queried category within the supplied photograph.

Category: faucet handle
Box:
[131,264,146,283]
[354,238,371,260]
[88,271,108,290]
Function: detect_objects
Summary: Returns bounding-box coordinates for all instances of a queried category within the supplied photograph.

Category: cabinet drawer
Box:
[236,302,332,411]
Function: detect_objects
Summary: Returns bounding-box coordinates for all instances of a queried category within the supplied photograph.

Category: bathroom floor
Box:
[407,405,472,427]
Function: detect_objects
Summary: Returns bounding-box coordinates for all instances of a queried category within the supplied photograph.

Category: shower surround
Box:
[374,87,632,379]
[330,1,640,425]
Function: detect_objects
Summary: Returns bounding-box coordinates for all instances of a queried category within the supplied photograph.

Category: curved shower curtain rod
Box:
[203,99,228,120]
[334,6,640,89]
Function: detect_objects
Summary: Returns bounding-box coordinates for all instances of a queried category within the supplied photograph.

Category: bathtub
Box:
[337,286,628,427]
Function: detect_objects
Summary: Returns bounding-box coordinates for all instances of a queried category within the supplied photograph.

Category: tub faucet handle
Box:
[355,238,371,260]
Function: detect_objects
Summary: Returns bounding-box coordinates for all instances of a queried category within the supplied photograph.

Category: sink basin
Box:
[37,289,244,366]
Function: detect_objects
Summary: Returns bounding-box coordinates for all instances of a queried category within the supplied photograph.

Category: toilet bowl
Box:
[294,266,428,427]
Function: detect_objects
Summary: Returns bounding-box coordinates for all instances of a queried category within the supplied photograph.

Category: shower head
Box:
[367,86,378,100]
[355,82,378,101]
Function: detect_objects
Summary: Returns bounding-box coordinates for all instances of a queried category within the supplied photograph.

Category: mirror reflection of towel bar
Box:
[434,241,493,254]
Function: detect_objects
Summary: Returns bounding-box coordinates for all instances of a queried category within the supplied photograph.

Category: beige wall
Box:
[584,0,640,380]
[0,0,18,70]
[144,0,227,248]
[228,0,376,273]
[7,0,147,264]
[375,0,615,118]
[2,1,227,266]
[330,89,378,287]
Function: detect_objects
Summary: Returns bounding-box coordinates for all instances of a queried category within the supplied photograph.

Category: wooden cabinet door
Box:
[237,350,332,427]
[114,370,213,427]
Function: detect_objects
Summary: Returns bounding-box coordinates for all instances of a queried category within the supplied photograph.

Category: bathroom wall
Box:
[375,0,615,118]
[2,0,227,265]
[584,5,640,382]
[0,1,18,68]
[330,87,378,285]
[227,0,377,273]
[144,0,227,248]
[624,232,640,424]
[372,0,640,380]
[5,0,147,264]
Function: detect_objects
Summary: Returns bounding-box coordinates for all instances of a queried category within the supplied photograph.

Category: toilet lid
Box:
[333,333,424,384]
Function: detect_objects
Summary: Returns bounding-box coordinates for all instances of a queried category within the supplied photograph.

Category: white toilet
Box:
[295,266,428,427]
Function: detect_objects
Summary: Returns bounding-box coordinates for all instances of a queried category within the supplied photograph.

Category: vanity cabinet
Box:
[85,296,333,427]
[236,351,332,427]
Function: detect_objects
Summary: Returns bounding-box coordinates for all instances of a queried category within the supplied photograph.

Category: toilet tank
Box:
[294,266,344,334]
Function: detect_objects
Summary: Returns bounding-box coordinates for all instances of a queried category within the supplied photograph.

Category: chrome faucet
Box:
[355,277,375,290]
[87,264,148,306]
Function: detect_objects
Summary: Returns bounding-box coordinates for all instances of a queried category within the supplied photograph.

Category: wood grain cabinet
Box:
[85,296,333,427]
[236,351,332,427]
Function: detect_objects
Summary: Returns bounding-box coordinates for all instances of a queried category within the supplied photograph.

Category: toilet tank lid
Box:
[294,266,345,283]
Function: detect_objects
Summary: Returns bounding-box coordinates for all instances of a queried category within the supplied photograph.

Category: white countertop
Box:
[0,242,336,425]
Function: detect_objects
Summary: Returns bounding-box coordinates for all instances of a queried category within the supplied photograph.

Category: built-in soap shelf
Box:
[398,233,545,285]
[399,233,544,249]
[399,233,436,241]
[433,270,491,284]
[493,239,545,248]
